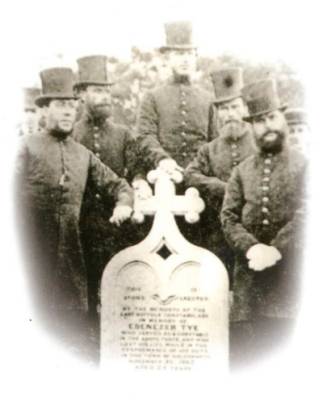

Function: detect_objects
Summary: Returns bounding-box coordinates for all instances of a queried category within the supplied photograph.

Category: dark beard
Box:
[91,104,111,121]
[49,128,72,140]
[173,71,191,84]
[256,130,286,154]
[220,120,245,141]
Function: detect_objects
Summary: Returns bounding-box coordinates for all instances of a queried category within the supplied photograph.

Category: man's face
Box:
[22,108,40,135]
[252,110,288,153]
[288,123,309,138]
[217,97,247,126]
[217,97,247,139]
[44,99,77,136]
[168,49,197,78]
[288,123,309,152]
[80,84,112,119]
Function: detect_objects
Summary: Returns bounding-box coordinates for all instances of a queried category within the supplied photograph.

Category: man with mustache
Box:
[221,79,306,367]
[137,20,216,178]
[136,21,216,245]
[73,55,149,341]
[15,67,133,359]
[184,68,255,280]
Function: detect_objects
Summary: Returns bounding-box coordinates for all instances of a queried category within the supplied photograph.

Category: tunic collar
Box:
[171,73,192,86]
[46,128,73,143]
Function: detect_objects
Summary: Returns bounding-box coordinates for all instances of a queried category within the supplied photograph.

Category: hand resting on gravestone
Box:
[132,179,153,200]
[158,158,184,179]
[109,205,133,226]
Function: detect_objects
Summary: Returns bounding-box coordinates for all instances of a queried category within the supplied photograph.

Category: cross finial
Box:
[132,168,205,224]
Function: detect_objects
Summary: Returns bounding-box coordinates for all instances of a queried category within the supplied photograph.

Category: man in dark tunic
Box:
[221,79,306,367]
[73,55,150,333]
[137,20,216,174]
[185,68,255,282]
[136,21,216,244]
[15,67,133,359]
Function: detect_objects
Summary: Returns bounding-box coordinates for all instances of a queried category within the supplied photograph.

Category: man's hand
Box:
[267,246,282,265]
[109,205,132,226]
[246,243,282,271]
[132,179,153,200]
[158,158,183,176]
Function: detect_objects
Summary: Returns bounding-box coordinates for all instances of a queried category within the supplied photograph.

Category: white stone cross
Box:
[101,168,229,374]
[132,168,205,225]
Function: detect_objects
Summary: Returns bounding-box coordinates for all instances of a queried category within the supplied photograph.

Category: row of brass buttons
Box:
[261,154,273,226]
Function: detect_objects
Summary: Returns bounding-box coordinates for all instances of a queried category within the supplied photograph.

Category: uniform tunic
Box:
[221,147,306,321]
[136,76,216,245]
[136,76,216,169]
[73,116,143,313]
[15,132,133,317]
[184,124,255,277]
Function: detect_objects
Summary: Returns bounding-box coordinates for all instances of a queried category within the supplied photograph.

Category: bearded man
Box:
[136,20,216,175]
[136,21,216,245]
[221,79,306,368]
[73,55,150,334]
[184,68,255,283]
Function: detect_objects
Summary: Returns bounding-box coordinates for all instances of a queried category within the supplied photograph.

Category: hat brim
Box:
[35,94,78,108]
[214,94,242,105]
[73,81,115,91]
[159,45,197,54]
[243,105,287,122]
[286,119,307,125]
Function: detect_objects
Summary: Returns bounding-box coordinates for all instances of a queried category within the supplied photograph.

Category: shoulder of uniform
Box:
[106,119,131,137]
[193,84,214,99]
[150,83,173,96]
[72,119,86,140]
[23,132,45,146]
[70,137,90,154]
[289,146,306,163]
[205,136,221,152]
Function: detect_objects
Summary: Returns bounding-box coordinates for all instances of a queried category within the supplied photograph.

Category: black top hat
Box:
[35,68,77,107]
[211,68,244,104]
[242,79,286,122]
[23,87,41,110]
[74,55,114,90]
[285,108,307,125]
[160,21,197,53]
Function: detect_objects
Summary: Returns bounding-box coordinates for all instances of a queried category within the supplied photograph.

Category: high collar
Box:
[171,73,192,86]
[46,128,73,143]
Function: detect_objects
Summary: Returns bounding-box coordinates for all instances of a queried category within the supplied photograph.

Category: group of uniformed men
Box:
[16,21,307,368]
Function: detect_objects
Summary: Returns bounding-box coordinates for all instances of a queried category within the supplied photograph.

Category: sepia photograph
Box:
[1,0,322,398]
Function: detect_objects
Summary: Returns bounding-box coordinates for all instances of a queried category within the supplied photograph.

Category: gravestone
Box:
[101,168,229,374]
